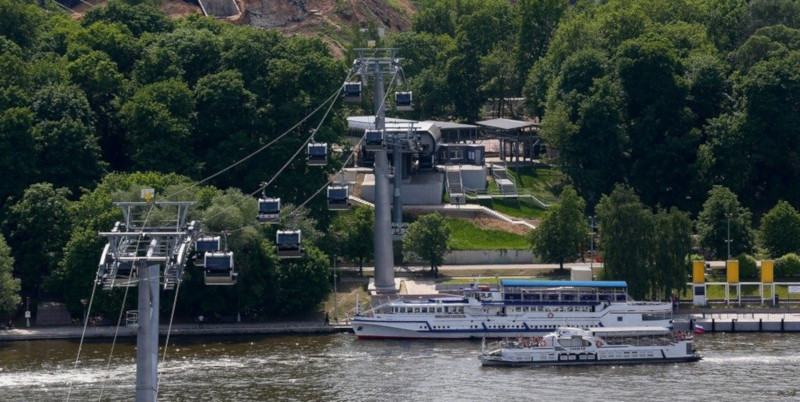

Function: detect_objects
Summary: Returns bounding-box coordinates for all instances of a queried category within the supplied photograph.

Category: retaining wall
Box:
[443,249,534,264]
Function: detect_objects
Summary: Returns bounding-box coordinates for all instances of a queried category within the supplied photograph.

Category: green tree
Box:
[0,0,41,49]
[515,0,568,90]
[759,201,800,258]
[131,45,184,86]
[614,32,700,210]
[157,26,222,85]
[193,70,257,186]
[81,0,175,37]
[403,212,451,277]
[273,245,330,316]
[596,184,654,299]
[118,79,196,174]
[31,83,94,126]
[0,234,22,317]
[33,118,107,193]
[0,107,36,205]
[652,207,693,299]
[2,183,72,300]
[71,21,141,73]
[528,186,587,271]
[328,206,374,275]
[696,185,755,259]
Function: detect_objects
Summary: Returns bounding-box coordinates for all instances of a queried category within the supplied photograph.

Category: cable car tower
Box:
[96,199,231,402]
[349,48,411,294]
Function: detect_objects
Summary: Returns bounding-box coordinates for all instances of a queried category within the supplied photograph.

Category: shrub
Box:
[776,253,800,277]
[736,254,758,279]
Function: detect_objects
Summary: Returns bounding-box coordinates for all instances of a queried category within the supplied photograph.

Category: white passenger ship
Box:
[479,326,700,366]
[352,280,673,339]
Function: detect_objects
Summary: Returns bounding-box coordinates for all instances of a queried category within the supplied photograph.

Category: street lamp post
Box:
[725,212,732,260]
[333,256,338,323]
[589,216,596,271]
[81,298,88,325]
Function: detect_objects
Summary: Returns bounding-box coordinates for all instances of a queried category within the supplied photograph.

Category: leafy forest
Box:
[3,0,800,319]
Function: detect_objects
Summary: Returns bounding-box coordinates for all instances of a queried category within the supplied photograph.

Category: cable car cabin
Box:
[364,129,385,152]
[258,197,281,224]
[276,230,303,259]
[194,236,221,267]
[204,251,237,285]
[307,143,328,166]
[342,81,362,102]
[112,260,137,287]
[327,185,351,211]
[395,91,413,111]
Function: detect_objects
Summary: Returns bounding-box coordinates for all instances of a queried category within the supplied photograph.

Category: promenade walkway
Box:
[0,321,350,342]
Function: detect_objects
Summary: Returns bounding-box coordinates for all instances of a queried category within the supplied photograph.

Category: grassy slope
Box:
[446,217,529,250]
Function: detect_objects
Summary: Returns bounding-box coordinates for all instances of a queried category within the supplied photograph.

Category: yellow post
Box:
[761,260,774,283]
[727,260,739,283]
[692,261,705,284]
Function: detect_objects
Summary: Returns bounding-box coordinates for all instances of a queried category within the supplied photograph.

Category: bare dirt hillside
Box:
[74,0,415,57]
[237,0,416,57]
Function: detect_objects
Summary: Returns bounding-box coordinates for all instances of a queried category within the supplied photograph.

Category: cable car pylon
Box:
[349,48,408,294]
[96,198,236,401]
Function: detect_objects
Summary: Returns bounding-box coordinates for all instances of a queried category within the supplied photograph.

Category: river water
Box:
[1,332,799,401]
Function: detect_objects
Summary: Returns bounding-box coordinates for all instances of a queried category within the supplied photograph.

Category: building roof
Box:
[347,116,417,131]
[475,118,540,131]
[500,280,628,288]
[422,121,479,130]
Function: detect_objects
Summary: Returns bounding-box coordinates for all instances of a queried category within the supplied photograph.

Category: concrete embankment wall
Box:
[443,249,534,264]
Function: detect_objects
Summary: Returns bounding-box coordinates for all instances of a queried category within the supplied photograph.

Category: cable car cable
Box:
[65,279,99,402]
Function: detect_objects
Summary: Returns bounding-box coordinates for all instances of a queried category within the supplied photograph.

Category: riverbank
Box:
[0,321,352,341]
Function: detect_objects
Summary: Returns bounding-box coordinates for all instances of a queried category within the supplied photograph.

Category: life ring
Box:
[539,340,546,347]
[547,312,554,318]
[595,340,603,348]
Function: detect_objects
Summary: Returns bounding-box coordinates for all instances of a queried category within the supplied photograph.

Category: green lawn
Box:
[492,198,547,220]
[446,217,529,250]
[506,166,564,205]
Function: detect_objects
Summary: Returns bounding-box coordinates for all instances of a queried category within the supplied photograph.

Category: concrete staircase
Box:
[445,166,466,204]
[491,166,518,196]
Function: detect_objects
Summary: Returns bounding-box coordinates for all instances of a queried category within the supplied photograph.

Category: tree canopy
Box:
[528,186,587,270]
[403,212,451,277]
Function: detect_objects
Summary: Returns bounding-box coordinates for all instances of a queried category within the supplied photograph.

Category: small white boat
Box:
[479,326,701,367]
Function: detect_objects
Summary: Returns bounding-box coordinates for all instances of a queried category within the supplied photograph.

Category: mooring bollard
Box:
[759,318,762,332]
[711,318,715,332]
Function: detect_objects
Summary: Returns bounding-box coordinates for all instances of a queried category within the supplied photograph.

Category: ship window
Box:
[414,308,420,313]
[617,316,623,322]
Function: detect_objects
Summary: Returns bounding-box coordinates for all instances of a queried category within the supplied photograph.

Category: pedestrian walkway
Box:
[0,321,350,342]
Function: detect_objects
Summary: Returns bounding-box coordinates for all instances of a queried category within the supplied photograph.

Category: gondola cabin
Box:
[395,91,413,111]
[194,236,221,267]
[258,197,281,224]
[276,230,303,259]
[342,81,362,102]
[327,185,351,211]
[113,260,137,287]
[307,143,328,166]
[204,251,237,285]
[364,129,385,152]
